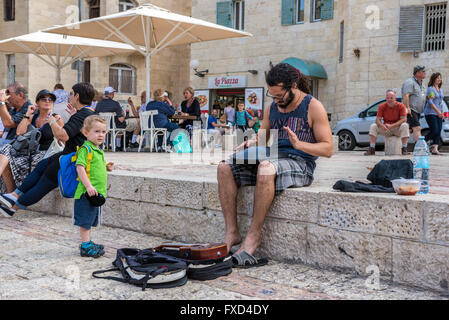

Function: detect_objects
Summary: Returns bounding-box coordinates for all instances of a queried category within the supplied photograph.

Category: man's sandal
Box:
[231,251,268,269]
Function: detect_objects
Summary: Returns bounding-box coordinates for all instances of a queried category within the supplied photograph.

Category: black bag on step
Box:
[92,248,188,291]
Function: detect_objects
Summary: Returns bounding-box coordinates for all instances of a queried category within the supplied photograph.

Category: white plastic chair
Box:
[200,112,209,147]
[138,110,167,152]
[98,112,127,152]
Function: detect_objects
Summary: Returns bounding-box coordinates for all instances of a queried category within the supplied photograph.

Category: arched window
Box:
[119,0,136,12]
[109,63,136,94]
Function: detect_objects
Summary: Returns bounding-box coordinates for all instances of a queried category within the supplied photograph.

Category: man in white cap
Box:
[95,87,138,150]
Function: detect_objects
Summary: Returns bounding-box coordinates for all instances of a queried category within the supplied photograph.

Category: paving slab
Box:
[0,212,447,300]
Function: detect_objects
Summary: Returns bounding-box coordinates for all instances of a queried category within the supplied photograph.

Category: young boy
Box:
[233,102,253,132]
[74,115,113,258]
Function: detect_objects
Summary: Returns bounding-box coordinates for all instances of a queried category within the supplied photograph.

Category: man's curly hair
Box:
[265,63,311,94]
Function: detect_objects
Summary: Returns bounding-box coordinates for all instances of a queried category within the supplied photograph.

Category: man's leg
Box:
[364,123,379,155]
[409,110,422,142]
[217,162,242,253]
[237,161,276,256]
[398,122,410,146]
[15,174,57,210]
[412,126,422,142]
[0,157,50,207]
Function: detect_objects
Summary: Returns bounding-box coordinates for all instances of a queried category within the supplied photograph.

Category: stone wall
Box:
[29,174,449,293]
[191,0,449,126]
[0,0,30,88]
[0,0,191,106]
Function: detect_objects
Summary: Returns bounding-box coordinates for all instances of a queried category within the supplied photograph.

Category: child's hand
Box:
[86,185,98,197]
[106,162,114,172]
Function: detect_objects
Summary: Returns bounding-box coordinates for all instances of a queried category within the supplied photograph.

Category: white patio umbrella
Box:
[0,31,137,83]
[43,3,252,102]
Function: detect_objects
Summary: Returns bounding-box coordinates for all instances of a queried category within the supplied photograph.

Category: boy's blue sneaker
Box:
[88,240,104,250]
[0,202,15,218]
[80,242,105,258]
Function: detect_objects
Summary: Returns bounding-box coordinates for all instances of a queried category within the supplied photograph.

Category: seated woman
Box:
[179,87,201,135]
[146,89,179,151]
[0,89,63,193]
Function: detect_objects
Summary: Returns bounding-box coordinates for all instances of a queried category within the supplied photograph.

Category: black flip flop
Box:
[231,250,268,269]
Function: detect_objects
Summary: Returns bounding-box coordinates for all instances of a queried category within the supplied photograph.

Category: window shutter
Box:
[109,69,119,92]
[4,0,15,21]
[216,1,233,28]
[398,6,425,52]
[321,0,334,20]
[83,60,91,83]
[281,0,295,26]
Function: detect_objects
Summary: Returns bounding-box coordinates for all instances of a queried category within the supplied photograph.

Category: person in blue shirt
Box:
[233,102,253,132]
[146,89,179,150]
[207,109,228,148]
[424,72,445,155]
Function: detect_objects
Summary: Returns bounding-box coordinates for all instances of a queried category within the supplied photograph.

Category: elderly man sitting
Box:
[364,89,410,156]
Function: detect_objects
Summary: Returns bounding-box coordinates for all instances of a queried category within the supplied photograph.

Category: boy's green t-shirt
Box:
[74,140,108,200]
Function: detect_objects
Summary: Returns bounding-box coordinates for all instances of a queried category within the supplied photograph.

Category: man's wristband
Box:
[0,102,5,107]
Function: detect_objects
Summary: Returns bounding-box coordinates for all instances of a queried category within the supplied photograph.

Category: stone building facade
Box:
[190,0,449,126]
[0,0,191,105]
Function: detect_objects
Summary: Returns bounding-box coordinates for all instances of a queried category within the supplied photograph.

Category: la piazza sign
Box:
[208,76,248,89]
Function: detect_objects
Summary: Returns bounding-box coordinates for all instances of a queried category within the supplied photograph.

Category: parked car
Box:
[332,97,449,151]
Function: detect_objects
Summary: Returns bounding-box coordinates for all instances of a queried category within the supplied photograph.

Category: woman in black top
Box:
[0,89,64,193]
[0,82,96,218]
[179,87,201,133]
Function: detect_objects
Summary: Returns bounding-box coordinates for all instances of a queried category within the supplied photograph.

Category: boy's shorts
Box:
[74,194,100,230]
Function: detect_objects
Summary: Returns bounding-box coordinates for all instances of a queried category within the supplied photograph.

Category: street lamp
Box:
[190,59,209,77]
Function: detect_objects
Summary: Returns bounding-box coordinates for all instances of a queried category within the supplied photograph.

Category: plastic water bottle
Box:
[413,136,430,194]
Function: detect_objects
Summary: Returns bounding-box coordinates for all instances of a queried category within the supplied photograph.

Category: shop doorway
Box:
[211,89,245,118]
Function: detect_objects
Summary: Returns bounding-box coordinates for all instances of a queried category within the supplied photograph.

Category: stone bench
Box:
[28,173,449,293]
[384,135,402,156]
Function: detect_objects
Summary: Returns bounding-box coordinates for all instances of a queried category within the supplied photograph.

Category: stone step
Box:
[28,173,449,293]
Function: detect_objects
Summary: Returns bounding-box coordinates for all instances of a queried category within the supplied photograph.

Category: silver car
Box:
[332,97,449,151]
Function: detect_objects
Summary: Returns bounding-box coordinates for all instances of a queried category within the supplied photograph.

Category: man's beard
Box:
[278,90,294,109]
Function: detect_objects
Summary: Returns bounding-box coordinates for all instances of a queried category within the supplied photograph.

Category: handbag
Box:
[43,138,65,159]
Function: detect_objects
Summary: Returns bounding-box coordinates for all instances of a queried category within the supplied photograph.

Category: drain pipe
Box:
[77,0,83,83]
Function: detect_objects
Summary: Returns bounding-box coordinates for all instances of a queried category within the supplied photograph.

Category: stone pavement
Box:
[0,211,447,300]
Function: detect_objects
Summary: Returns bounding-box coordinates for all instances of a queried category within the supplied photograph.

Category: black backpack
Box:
[367,159,413,188]
[92,248,188,291]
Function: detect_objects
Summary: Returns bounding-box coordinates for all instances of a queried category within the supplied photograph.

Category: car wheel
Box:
[338,130,356,151]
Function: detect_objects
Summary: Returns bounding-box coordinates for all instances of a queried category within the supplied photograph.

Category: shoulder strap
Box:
[84,145,93,180]
[75,145,94,180]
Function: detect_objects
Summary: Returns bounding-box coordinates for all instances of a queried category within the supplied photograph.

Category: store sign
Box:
[208,76,248,89]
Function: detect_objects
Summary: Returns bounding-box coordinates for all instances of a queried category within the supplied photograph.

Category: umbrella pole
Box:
[146,53,150,104]
[56,44,61,84]
[56,67,62,84]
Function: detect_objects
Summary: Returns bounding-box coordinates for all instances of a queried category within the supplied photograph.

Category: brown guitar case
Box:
[153,243,232,281]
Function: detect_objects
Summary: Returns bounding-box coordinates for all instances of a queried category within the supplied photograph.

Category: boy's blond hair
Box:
[82,115,107,132]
